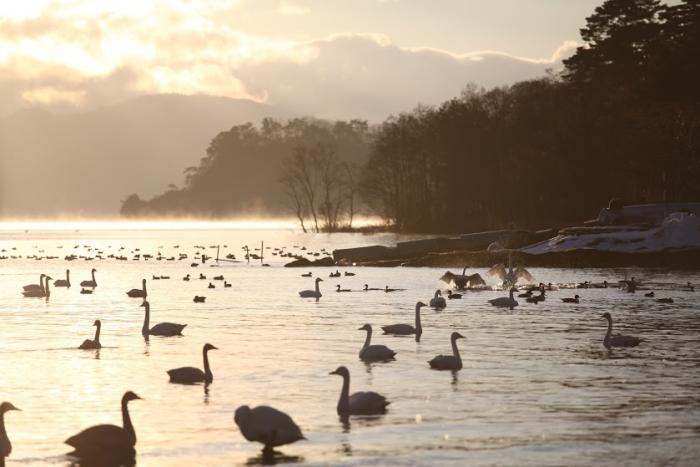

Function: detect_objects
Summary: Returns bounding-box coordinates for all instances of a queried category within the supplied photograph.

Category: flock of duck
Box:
[2,244,695,466]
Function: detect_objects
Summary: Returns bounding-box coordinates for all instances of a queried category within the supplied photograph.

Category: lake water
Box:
[1,225,699,466]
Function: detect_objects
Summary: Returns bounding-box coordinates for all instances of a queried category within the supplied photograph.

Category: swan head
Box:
[329,366,349,377]
[316,278,324,283]
[93,319,101,327]
[122,391,142,404]
[140,300,150,308]
[92,268,97,273]
[575,295,580,299]
[203,343,218,352]
[435,289,441,297]
[358,323,372,332]
[451,332,465,341]
[142,278,147,284]
[45,277,53,282]
[601,312,612,321]
[416,301,427,309]
[233,405,251,426]
[0,402,20,413]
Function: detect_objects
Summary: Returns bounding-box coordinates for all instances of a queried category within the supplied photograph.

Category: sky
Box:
[0,0,604,119]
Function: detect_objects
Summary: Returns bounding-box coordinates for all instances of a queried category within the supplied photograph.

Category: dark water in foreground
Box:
[1,227,699,466]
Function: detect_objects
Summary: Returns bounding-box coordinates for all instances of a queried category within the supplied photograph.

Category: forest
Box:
[122,0,700,233]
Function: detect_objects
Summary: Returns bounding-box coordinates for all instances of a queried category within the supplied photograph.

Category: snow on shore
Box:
[522,212,700,254]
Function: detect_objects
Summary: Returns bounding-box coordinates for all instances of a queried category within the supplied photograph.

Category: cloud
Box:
[277,1,310,16]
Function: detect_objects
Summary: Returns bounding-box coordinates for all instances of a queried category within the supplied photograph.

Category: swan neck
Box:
[91,270,96,285]
[122,398,136,446]
[451,337,462,363]
[338,373,350,412]
[605,317,612,342]
[415,306,422,334]
[142,305,150,335]
[203,348,213,382]
[363,328,372,348]
[94,323,101,343]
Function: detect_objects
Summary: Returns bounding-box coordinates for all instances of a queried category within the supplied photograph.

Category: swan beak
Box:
[211,346,219,350]
[329,370,337,375]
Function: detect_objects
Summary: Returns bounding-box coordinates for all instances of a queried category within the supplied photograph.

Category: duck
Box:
[224,281,232,288]
[213,275,224,281]
[428,332,465,370]
[344,271,355,276]
[23,277,51,298]
[363,284,381,291]
[152,275,161,280]
[518,290,533,298]
[329,270,341,278]
[358,324,396,361]
[80,268,97,287]
[382,302,425,338]
[78,320,102,349]
[447,290,462,299]
[141,301,186,337]
[126,279,147,298]
[384,285,405,292]
[299,278,323,299]
[54,269,71,287]
[336,285,351,293]
[526,289,546,303]
[644,291,655,297]
[561,295,580,303]
[487,288,518,308]
[22,273,45,292]
[429,290,446,308]
[65,391,141,461]
[167,343,217,384]
[1,402,20,465]
[301,272,312,277]
[183,274,190,281]
[601,312,641,349]
[208,282,215,289]
[234,405,304,453]
[80,288,93,295]
[329,366,389,415]
[199,274,206,280]
[686,282,694,292]
[656,297,674,304]
[193,296,206,303]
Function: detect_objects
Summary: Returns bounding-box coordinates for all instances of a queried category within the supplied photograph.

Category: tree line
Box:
[123,0,700,233]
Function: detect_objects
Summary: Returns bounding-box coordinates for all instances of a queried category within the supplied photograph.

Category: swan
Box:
[79,320,102,349]
[23,277,51,298]
[428,332,465,370]
[299,278,323,299]
[601,312,641,349]
[382,302,425,337]
[336,285,351,292]
[329,366,389,415]
[487,288,518,308]
[54,269,70,287]
[141,301,186,337]
[562,295,580,303]
[167,343,217,384]
[126,279,147,298]
[440,266,486,290]
[1,402,20,466]
[80,268,97,287]
[429,290,446,308]
[358,324,396,361]
[234,405,304,453]
[22,273,45,292]
[65,391,141,461]
[487,252,533,288]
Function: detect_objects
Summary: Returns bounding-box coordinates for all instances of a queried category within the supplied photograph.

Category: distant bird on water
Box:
[54,269,71,287]
[22,273,45,292]
[488,287,518,309]
[234,405,304,454]
[23,277,51,298]
[80,268,97,287]
[601,312,641,349]
[429,289,446,308]
[299,278,323,299]
[167,343,217,384]
[78,320,102,349]
[126,279,147,298]
[561,295,580,303]
[65,391,141,462]
[382,301,425,339]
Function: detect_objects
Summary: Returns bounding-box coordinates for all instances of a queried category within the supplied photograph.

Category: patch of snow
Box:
[522,212,700,254]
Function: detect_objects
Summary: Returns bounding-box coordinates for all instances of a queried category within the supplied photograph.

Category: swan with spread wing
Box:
[487,252,533,288]
[439,265,486,290]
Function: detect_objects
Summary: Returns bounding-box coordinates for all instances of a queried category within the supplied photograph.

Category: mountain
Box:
[0,94,290,217]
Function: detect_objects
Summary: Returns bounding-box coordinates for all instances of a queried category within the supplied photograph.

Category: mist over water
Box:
[1,226,699,466]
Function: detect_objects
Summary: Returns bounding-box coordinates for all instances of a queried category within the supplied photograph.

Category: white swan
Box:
[358,324,396,361]
[429,290,446,308]
[487,252,533,288]
[126,279,146,298]
[299,278,323,299]
[80,268,97,287]
[141,301,186,337]
[382,301,425,338]
[428,332,465,370]
[330,366,389,415]
[440,266,486,290]
[488,287,518,308]
[54,269,71,287]
[234,405,304,453]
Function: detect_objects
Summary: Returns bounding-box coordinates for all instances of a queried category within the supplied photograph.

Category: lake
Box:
[1,224,699,466]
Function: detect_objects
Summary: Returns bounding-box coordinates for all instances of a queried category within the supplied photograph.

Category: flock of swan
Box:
[2,242,695,466]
